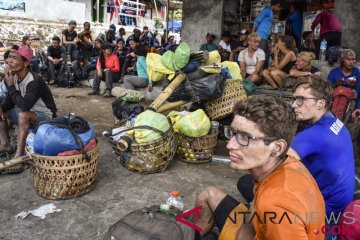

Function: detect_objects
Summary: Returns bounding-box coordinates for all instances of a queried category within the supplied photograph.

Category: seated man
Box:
[62,20,78,61]
[47,36,66,84]
[0,45,57,160]
[229,29,249,61]
[199,33,217,52]
[195,95,325,240]
[327,49,360,118]
[289,76,355,220]
[238,33,265,84]
[218,31,236,61]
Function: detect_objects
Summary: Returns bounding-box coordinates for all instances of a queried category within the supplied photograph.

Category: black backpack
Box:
[112,98,144,121]
[57,64,77,88]
[103,205,195,240]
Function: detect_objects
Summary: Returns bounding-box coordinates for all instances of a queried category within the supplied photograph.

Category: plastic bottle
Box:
[126,113,136,128]
[166,190,184,213]
[26,129,35,154]
[319,38,327,61]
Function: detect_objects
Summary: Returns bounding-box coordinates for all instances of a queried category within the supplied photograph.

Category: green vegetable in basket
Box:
[128,110,170,143]
[168,109,210,138]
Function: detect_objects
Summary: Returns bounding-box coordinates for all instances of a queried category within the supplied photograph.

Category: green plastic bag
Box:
[243,78,257,96]
[168,109,210,138]
[173,42,191,70]
[161,50,175,70]
[128,110,170,143]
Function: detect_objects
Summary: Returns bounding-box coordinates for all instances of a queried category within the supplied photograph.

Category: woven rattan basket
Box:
[204,80,247,120]
[28,145,99,200]
[175,131,218,163]
[112,128,176,174]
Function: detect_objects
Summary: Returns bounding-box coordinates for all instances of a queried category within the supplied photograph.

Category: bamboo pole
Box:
[0,155,30,171]
[148,73,186,111]
[157,100,189,113]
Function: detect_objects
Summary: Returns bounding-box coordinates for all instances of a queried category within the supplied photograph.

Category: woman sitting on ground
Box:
[238,33,265,84]
[124,44,152,92]
[289,51,320,78]
[263,35,297,88]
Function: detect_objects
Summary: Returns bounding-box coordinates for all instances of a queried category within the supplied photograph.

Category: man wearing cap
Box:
[0,45,57,160]
[62,20,78,62]
[327,49,360,117]
[199,33,217,52]
[229,29,249,61]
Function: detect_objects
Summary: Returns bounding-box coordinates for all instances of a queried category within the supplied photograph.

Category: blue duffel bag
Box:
[33,116,96,156]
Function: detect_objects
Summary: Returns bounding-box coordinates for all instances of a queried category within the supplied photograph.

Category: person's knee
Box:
[18,112,32,126]
[198,186,220,202]
[270,70,279,77]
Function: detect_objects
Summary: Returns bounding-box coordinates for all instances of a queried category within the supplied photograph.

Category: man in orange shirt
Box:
[194,95,325,240]
[88,42,120,97]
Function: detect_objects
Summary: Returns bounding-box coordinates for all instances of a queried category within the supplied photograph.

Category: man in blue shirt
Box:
[252,0,282,68]
[289,76,355,218]
[328,49,360,114]
[286,3,302,49]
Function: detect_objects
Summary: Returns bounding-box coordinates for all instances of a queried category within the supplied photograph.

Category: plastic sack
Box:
[112,98,144,120]
[173,42,191,70]
[168,109,210,138]
[220,67,232,80]
[222,61,242,80]
[167,80,193,102]
[33,123,96,156]
[146,53,175,82]
[243,78,257,96]
[190,74,226,101]
[128,110,170,143]
[161,50,175,70]
[200,50,221,73]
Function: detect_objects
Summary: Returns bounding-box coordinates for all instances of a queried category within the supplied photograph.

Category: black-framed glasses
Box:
[292,96,318,106]
[224,127,277,146]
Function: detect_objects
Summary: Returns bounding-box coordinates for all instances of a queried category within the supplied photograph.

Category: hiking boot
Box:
[88,89,100,95]
[103,90,112,98]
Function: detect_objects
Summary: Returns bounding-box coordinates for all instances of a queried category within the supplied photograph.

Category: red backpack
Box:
[331,86,357,122]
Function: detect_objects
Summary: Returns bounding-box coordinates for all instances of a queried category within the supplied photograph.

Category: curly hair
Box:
[293,75,333,111]
[233,95,297,160]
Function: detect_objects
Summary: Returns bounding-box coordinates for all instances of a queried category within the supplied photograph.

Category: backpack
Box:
[331,86,357,122]
[112,98,144,121]
[103,205,195,240]
[327,46,342,66]
[57,65,77,88]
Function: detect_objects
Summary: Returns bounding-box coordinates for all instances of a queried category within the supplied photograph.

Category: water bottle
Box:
[26,129,35,154]
[166,190,184,212]
[126,113,136,128]
[319,38,327,61]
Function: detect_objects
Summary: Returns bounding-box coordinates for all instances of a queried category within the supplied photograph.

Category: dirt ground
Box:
[0,86,246,240]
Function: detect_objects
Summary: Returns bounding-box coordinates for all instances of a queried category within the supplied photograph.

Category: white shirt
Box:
[219,40,232,52]
[238,48,266,75]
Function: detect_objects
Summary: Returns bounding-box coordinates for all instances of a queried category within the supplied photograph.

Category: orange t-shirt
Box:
[253,156,325,240]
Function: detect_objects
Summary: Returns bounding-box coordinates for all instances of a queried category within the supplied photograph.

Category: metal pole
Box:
[136,0,139,27]
[166,0,169,42]
[171,9,174,33]
[153,0,158,17]
[96,0,100,22]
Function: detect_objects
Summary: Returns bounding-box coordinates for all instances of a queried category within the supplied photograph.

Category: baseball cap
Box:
[11,45,33,62]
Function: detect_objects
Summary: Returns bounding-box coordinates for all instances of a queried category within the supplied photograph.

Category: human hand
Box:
[4,67,14,86]
[97,70,102,78]
[147,83,153,92]
[352,109,360,119]
[127,67,134,73]
[104,68,110,72]
[335,78,345,87]
[130,52,136,57]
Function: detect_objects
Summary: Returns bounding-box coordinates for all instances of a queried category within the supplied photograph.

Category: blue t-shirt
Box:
[291,113,355,216]
[327,66,360,108]
[254,6,273,40]
[286,11,303,41]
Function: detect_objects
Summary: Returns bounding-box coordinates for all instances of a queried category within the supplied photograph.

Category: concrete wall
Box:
[182,0,224,51]
[0,0,86,22]
[334,0,360,58]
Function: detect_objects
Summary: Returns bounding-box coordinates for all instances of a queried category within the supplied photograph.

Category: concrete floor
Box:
[0,86,246,240]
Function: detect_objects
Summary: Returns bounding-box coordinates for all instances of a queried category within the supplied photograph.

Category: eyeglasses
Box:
[292,96,318,106]
[224,127,277,146]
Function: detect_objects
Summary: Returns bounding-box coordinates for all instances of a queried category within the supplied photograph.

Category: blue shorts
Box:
[8,107,51,126]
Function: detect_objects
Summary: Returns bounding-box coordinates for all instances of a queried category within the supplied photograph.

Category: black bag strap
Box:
[109,125,169,140]
[35,117,91,162]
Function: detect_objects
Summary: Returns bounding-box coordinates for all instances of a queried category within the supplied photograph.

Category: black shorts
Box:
[214,195,240,232]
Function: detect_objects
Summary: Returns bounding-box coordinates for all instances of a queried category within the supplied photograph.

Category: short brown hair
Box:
[293,75,333,111]
[233,95,297,160]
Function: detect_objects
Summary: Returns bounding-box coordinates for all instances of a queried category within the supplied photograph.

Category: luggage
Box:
[331,86,357,122]
[103,205,195,240]
[57,64,77,88]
